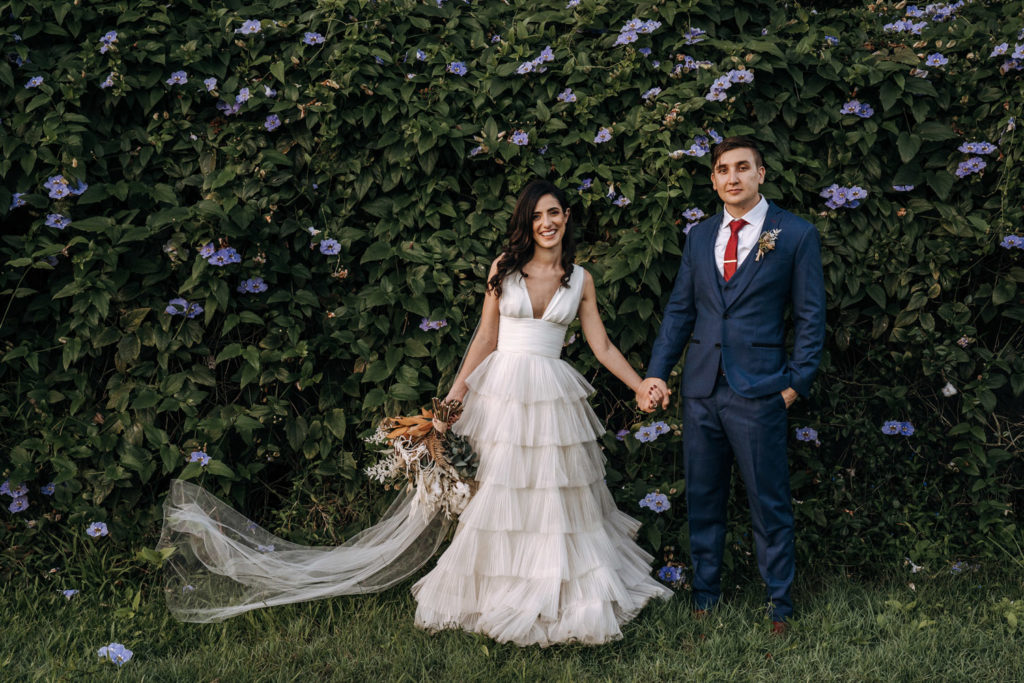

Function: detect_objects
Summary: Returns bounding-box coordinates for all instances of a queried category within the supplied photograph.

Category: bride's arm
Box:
[578,269,645,393]
[443,257,502,404]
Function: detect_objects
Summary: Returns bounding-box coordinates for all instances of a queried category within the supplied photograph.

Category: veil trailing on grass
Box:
[158,479,451,622]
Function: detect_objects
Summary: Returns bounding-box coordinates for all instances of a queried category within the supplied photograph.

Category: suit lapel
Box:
[722,203,781,310]
[700,214,727,309]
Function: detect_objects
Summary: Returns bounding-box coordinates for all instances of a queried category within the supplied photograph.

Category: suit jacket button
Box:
[714,343,721,348]
[723,314,730,319]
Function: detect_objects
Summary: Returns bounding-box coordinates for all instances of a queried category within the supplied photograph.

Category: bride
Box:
[158,180,670,646]
[411,180,671,645]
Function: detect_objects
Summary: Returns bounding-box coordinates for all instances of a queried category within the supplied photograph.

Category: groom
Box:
[637,136,826,630]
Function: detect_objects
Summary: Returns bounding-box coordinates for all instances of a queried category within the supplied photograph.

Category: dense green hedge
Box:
[1,0,1022,580]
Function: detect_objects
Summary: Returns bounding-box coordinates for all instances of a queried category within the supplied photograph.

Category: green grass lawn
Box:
[3,566,1022,682]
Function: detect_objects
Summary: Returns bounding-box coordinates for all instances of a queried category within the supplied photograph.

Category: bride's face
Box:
[531,194,569,249]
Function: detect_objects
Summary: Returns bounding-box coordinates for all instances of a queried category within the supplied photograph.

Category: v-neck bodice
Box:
[496,265,585,358]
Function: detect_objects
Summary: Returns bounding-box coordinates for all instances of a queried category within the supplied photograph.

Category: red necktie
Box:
[723,218,746,281]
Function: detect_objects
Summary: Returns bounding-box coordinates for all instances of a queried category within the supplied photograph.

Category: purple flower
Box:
[728,69,754,83]
[892,185,915,191]
[41,482,56,495]
[263,85,276,97]
[46,213,71,229]
[510,130,529,146]
[469,145,484,156]
[100,72,115,89]
[925,53,948,67]
[613,31,638,47]
[236,87,251,104]
[62,589,78,599]
[208,247,242,266]
[649,492,671,511]
[795,427,819,442]
[447,61,468,76]
[416,50,427,61]
[188,450,210,466]
[565,0,579,6]
[166,71,188,85]
[199,243,216,258]
[43,175,71,199]
[9,496,28,513]
[98,643,133,667]
[69,180,88,196]
[319,239,341,255]
[639,47,652,56]
[235,19,262,35]
[657,565,682,583]
[991,43,1009,57]
[682,207,705,223]
[86,521,109,537]
[708,129,723,144]
[516,61,534,75]
[204,77,217,92]
[820,184,867,209]
[1000,234,1024,249]
[556,87,576,103]
[615,428,629,441]
[216,101,241,116]
[682,27,707,45]
[264,114,281,131]
[642,86,661,101]
[25,76,43,88]
[634,426,656,443]
[955,157,986,178]
[594,127,612,144]
[491,34,501,43]
[303,32,325,45]
[900,421,915,436]
[577,178,593,191]
[614,195,631,207]
[237,277,268,294]
[638,20,661,34]
[419,318,448,331]
[10,192,26,209]
[825,36,839,46]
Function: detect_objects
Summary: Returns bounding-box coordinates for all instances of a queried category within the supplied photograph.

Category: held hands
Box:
[636,377,670,413]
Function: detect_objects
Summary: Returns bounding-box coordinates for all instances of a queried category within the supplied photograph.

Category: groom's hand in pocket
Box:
[781,387,798,409]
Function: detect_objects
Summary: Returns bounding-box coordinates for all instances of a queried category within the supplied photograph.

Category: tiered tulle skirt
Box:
[412,350,672,646]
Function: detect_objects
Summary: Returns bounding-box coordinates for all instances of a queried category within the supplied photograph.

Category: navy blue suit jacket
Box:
[647,202,826,399]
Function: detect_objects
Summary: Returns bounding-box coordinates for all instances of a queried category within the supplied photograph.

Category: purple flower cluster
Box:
[2,479,29,513]
[840,100,874,118]
[97,643,133,667]
[188,450,210,466]
[165,298,204,319]
[99,30,117,54]
[795,427,820,445]
[237,277,268,294]
[419,318,448,331]
[671,134,714,159]
[892,185,915,192]
[635,421,670,442]
[825,36,839,46]
[594,126,613,144]
[614,18,662,47]
[705,69,754,101]
[882,420,915,436]
[639,492,671,512]
[999,235,1023,250]
[556,87,576,103]
[682,207,706,231]
[208,246,242,265]
[515,45,554,74]
[883,19,927,35]
[217,100,241,116]
[993,43,1024,73]
[510,130,529,146]
[100,72,115,89]
[958,141,998,155]
[820,184,868,209]
[955,157,986,178]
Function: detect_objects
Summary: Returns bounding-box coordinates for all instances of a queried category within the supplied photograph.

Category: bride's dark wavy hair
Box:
[488,180,575,298]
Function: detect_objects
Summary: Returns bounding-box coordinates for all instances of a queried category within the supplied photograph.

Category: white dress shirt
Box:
[714,195,769,278]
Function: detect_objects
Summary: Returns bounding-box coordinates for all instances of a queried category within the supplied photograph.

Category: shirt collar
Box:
[720,195,769,229]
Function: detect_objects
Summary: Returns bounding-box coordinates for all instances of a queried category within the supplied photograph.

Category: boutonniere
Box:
[755,229,781,261]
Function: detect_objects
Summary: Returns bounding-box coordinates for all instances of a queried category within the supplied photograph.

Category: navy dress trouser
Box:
[683,374,794,621]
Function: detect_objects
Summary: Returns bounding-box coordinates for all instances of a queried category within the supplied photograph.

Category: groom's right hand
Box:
[636,377,670,412]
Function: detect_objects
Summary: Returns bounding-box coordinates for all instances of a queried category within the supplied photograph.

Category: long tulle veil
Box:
[157,327,479,623]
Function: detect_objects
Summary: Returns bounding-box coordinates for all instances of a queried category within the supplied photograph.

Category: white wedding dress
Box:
[412,265,672,646]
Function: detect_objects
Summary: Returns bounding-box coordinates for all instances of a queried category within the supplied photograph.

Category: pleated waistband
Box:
[497,316,566,358]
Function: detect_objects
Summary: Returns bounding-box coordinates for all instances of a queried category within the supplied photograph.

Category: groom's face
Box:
[711,147,765,213]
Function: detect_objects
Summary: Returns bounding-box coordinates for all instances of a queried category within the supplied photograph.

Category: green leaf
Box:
[896,133,922,163]
[914,121,957,141]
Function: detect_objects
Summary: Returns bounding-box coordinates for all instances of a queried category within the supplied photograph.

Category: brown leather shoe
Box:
[771,620,788,635]
[693,609,709,619]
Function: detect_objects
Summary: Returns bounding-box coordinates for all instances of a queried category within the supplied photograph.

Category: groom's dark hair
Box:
[711,135,764,169]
